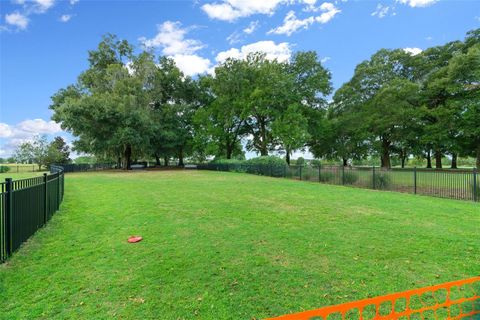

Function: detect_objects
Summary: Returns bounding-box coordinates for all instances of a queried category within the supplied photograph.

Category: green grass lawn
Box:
[0,170,479,319]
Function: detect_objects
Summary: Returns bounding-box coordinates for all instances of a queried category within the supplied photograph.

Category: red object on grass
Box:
[128,236,143,243]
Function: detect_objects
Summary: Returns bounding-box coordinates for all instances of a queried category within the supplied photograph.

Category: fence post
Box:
[372,166,376,190]
[5,178,13,256]
[473,168,477,202]
[43,173,48,224]
[414,167,417,195]
[342,165,345,185]
[270,164,273,177]
[318,163,321,183]
[57,172,60,210]
[283,165,287,178]
[299,166,302,181]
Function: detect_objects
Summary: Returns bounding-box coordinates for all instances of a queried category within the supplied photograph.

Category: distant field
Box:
[0,170,478,319]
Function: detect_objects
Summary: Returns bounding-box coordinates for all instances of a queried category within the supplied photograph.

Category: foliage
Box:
[373,172,392,189]
[14,135,50,170]
[295,157,305,166]
[0,166,10,173]
[48,29,480,170]
[245,156,285,167]
[74,155,97,164]
[343,171,359,185]
[319,171,335,182]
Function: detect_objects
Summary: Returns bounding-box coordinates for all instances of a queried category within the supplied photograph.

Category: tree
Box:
[194,57,251,159]
[50,35,153,169]
[332,49,421,168]
[446,39,480,168]
[14,136,50,169]
[46,136,71,165]
[272,104,310,165]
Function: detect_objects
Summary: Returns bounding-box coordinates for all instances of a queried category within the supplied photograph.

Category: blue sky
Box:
[0,0,479,158]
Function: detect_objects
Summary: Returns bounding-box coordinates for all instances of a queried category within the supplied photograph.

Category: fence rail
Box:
[0,163,114,263]
[197,163,479,202]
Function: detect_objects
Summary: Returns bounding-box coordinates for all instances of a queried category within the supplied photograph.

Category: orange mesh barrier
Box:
[268,276,480,320]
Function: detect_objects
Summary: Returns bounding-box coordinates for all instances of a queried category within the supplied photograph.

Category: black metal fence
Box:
[0,163,116,263]
[197,163,479,202]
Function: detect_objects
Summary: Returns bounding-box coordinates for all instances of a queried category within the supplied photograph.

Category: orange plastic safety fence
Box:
[268,276,480,320]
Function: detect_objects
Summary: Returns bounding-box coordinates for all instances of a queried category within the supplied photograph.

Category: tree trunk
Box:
[164,156,169,167]
[286,149,291,165]
[342,158,348,166]
[226,144,233,159]
[450,153,457,169]
[434,150,442,169]
[155,154,161,166]
[476,146,480,169]
[259,118,268,156]
[401,155,406,169]
[380,139,391,168]
[426,150,432,169]
[178,148,184,167]
[117,157,121,169]
[124,144,132,170]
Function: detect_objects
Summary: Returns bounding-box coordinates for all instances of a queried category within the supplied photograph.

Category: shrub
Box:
[319,171,335,182]
[0,166,10,173]
[343,171,359,185]
[246,156,285,166]
[295,157,305,166]
[302,172,311,180]
[373,172,391,189]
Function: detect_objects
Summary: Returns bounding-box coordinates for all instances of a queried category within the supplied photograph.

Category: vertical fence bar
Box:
[342,165,345,185]
[5,178,13,256]
[372,166,376,190]
[43,173,48,224]
[318,164,321,183]
[474,168,477,202]
[299,166,302,181]
[414,167,417,195]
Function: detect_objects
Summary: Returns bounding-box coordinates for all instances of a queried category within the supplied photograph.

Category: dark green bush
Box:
[319,171,335,182]
[246,156,285,166]
[373,173,391,189]
[0,166,10,173]
[343,171,359,184]
[295,157,305,166]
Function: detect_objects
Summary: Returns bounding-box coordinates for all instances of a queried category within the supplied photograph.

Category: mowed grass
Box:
[0,170,479,319]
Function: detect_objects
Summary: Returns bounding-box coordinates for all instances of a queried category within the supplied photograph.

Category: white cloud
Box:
[0,119,64,157]
[216,40,291,63]
[5,12,29,30]
[140,21,204,56]
[268,11,314,36]
[201,0,287,22]
[60,14,72,22]
[171,54,213,76]
[397,0,437,8]
[0,123,13,138]
[268,3,339,36]
[320,56,330,63]
[243,20,259,34]
[141,22,212,76]
[315,2,340,23]
[226,31,242,44]
[70,0,79,4]
[32,0,55,13]
[371,4,391,18]
[404,47,422,55]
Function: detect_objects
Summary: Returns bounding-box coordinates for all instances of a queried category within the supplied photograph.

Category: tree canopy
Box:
[49,29,479,169]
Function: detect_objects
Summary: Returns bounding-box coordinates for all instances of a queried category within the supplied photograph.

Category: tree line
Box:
[14,136,71,169]
[50,30,479,169]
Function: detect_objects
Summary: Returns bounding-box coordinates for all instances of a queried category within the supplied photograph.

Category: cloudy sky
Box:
[0,0,479,158]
